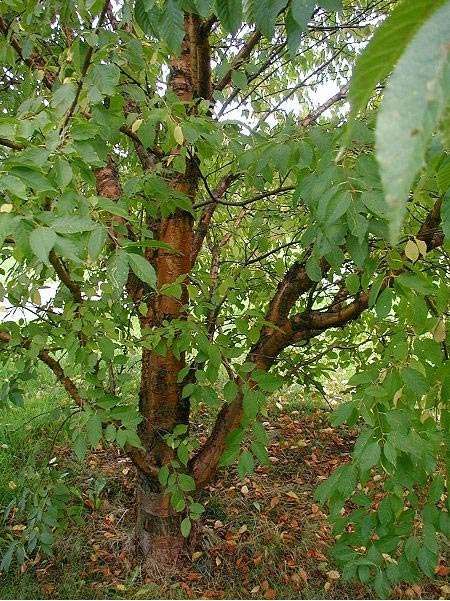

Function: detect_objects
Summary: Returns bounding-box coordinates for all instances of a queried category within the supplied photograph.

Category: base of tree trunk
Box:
[136,475,186,569]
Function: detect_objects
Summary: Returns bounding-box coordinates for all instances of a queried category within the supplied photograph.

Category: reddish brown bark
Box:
[134,14,203,566]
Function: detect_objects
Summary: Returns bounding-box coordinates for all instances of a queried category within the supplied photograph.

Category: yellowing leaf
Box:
[174,124,184,145]
[405,239,419,262]
[131,118,143,133]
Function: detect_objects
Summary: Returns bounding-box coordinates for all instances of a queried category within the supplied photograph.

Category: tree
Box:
[0,0,448,593]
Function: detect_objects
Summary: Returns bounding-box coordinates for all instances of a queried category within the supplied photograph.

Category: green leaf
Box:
[375,1,450,239]
[104,424,116,442]
[108,250,129,290]
[74,435,87,460]
[54,158,73,191]
[238,450,255,479]
[178,473,196,492]
[401,367,430,395]
[243,390,258,419]
[90,64,120,96]
[215,0,243,33]
[252,420,268,445]
[417,545,437,578]
[305,255,322,281]
[359,441,381,472]
[376,287,394,319]
[190,502,205,514]
[231,69,247,90]
[160,0,185,54]
[181,517,191,537]
[88,227,107,261]
[345,0,447,137]
[404,536,420,562]
[224,380,239,403]
[134,0,158,35]
[291,0,315,28]
[396,272,436,295]
[330,401,355,426]
[86,413,102,448]
[29,227,57,263]
[10,167,55,192]
[127,252,157,288]
[0,543,17,572]
[158,464,170,486]
[250,440,270,466]
[253,0,288,39]
[53,215,96,234]
[374,570,390,599]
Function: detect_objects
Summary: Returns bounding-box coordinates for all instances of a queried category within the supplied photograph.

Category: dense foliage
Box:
[0,0,448,596]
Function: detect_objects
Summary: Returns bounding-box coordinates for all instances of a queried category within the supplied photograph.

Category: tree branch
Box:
[190,197,445,487]
[192,185,295,209]
[191,171,237,264]
[212,30,262,94]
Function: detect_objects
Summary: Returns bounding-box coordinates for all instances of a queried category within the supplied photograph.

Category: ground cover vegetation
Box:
[0,0,449,597]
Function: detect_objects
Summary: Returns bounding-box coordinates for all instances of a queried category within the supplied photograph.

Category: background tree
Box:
[0,0,448,594]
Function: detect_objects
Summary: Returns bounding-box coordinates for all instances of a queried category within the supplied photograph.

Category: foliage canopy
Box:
[0,0,449,596]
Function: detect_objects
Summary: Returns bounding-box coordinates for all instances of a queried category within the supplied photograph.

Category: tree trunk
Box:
[133,14,204,566]
[136,475,186,568]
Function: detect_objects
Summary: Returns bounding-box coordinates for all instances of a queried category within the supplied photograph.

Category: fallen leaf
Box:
[327,570,340,580]
[241,485,249,495]
[285,491,299,500]
[436,565,450,577]
[298,568,308,582]
[192,551,202,561]
[264,588,276,599]
[270,496,280,509]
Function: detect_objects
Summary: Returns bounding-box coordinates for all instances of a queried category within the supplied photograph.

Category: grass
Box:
[0,367,448,599]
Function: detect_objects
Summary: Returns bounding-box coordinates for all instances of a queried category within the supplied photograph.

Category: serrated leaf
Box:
[181,517,191,537]
[86,413,102,448]
[74,435,86,460]
[344,0,447,144]
[160,0,185,55]
[104,423,116,442]
[231,69,247,90]
[54,158,73,191]
[305,255,322,281]
[376,1,450,240]
[134,0,159,35]
[401,367,429,395]
[405,239,419,262]
[359,440,380,472]
[53,215,96,234]
[127,252,156,288]
[173,124,184,145]
[30,227,57,263]
[108,250,129,290]
[90,64,120,96]
[158,464,170,486]
[224,380,239,403]
[88,226,107,261]
[252,420,268,445]
[291,0,315,28]
[238,450,255,479]
[215,0,243,33]
[253,0,288,39]
[178,473,196,492]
